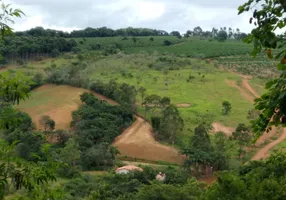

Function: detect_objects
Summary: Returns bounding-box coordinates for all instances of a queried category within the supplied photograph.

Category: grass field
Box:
[9,53,260,143]
[77,36,253,58]
[74,54,254,142]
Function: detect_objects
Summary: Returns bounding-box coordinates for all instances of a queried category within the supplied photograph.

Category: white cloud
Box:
[6,0,255,33]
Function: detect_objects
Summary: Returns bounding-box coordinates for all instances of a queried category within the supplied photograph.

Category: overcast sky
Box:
[7,0,255,33]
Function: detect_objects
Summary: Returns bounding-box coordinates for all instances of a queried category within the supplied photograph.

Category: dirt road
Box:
[252,128,286,160]
[113,116,184,164]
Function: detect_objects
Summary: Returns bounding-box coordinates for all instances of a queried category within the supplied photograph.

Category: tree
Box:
[231,123,252,160]
[159,105,184,145]
[39,115,56,131]
[0,71,32,105]
[193,26,203,36]
[217,30,228,41]
[203,152,286,200]
[137,87,147,104]
[60,138,81,167]
[51,49,60,58]
[135,179,202,200]
[182,124,213,176]
[163,40,172,46]
[149,37,154,41]
[142,94,161,117]
[238,0,286,138]
[222,101,232,115]
[132,37,137,43]
[170,31,181,37]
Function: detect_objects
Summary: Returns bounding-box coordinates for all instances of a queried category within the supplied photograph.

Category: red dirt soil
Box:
[113,116,184,164]
[252,128,286,160]
[211,123,235,136]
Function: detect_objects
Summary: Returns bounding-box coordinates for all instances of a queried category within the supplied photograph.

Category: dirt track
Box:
[225,79,255,103]
[113,116,184,164]
[252,128,286,160]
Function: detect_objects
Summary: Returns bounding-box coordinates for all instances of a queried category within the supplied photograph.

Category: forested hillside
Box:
[0,0,286,199]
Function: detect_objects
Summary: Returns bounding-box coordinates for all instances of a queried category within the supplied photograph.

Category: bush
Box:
[51,49,60,58]
[16,58,25,66]
[72,47,81,53]
[164,40,172,46]
[89,43,101,50]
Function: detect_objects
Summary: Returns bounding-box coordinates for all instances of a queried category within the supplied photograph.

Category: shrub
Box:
[16,58,25,66]
[51,49,60,58]
[72,47,81,53]
[163,40,172,46]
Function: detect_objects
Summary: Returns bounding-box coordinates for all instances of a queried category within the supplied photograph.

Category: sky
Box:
[6,0,256,33]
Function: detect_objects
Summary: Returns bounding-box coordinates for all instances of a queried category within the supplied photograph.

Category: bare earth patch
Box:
[113,116,184,164]
[211,122,235,136]
[176,103,191,108]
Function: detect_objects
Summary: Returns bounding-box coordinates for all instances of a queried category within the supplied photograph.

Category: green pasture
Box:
[80,54,253,141]
[76,36,253,58]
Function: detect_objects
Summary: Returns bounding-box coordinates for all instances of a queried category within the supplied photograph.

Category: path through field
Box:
[215,72,286,160]
[225,74,286,160]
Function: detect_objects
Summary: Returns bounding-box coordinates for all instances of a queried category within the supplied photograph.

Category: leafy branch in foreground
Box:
[238,0,286,139]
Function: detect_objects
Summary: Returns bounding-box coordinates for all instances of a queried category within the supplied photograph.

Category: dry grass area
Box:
[17,84,117,130]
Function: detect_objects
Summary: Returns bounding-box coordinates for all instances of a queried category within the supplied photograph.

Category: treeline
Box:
[0,36,77,64]
[15,26,248,40]
[15,26,169,38]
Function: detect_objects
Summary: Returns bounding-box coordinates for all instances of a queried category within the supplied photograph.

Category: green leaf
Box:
[277,63,286,70]
[265,80,275,89]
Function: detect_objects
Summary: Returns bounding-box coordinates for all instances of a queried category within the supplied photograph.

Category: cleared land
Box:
[17,84,117,130]
[17,84,183,164]
[113,116,184,164]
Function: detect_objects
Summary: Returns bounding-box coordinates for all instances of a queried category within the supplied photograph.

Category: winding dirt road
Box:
[215,73,286,160]
[252,128,286,160]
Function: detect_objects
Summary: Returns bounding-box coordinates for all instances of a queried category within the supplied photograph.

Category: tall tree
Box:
[231,123,252,160]
[159,105,184,145]
[182,124,213,176]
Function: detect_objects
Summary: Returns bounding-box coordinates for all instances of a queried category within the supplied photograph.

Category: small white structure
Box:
[156,172,166,182]
[115,165,143,174]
